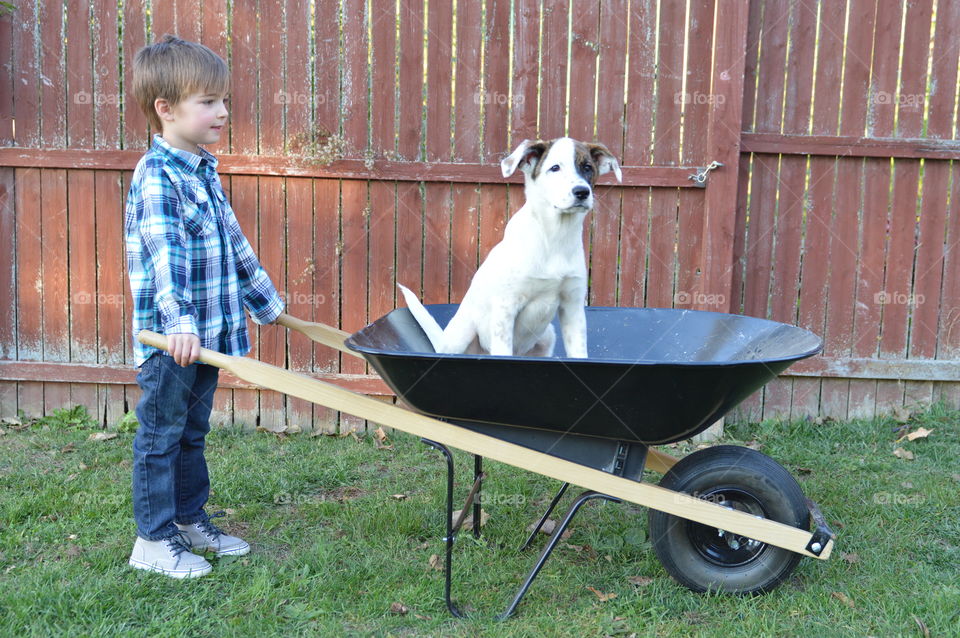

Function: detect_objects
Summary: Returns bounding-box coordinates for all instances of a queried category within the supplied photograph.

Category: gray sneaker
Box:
[176,513,250,557]
[128,533,212,579]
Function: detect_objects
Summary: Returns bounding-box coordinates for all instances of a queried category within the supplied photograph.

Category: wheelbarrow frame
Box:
[137,314,834,613]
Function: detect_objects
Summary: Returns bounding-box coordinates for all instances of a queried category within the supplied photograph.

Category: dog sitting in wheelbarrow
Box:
[399,137,622,357]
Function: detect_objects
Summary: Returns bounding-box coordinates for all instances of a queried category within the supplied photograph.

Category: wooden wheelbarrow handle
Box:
[274,313,363,359]
[136,328,832,561]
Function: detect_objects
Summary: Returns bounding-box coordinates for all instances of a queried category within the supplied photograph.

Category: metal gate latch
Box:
[689,161,724,187]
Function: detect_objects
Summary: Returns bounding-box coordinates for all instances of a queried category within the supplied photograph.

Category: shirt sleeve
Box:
[137,168,199,335]
[224,206,285,324]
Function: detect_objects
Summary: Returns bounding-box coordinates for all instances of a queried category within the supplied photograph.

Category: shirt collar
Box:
[151,134,219,177]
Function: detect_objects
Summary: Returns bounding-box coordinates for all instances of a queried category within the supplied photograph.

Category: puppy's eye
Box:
[549,164,561,172]
[581,163,594,174]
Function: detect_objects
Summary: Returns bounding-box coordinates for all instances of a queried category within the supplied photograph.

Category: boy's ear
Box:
[154,97,175,122]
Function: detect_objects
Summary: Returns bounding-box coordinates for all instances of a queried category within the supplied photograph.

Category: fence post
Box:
[691,0,750,442]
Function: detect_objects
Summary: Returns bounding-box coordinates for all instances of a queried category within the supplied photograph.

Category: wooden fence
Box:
[1,0,958,432]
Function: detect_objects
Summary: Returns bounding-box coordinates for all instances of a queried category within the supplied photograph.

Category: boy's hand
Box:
[167,332,201,367]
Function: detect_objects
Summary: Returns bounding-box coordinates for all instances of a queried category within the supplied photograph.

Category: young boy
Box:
[124,35,285,578]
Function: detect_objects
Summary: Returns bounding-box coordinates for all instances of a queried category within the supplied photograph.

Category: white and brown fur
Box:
[398,137,622,357]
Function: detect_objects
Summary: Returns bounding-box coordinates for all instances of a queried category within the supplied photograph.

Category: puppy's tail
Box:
[397,283,445,352]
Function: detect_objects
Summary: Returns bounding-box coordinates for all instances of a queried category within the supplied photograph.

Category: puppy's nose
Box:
[573,186,590,201]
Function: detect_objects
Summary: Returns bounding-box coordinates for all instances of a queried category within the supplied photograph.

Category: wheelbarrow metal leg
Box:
[497,490,621,620]
[420,438,465,618]
[519,482,570,551]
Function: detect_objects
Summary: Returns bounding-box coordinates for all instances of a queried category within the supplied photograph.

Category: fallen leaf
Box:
[904,427,933,442]
[913,615,930,638]
[389,602,409,615]
[893,447,915,461]
[841,552,860,564]
[628,576,654,587]
[452,508,490,530]
[745,440,763,450]
[61,443,76,453]
[78,463,89,471]
[586,586,618,602]
[373,426,393,450]
[285,423,302,435]
[391,494,407,500]
[428,554,442,571]
[831,591,855,608]
[527,518,572,539]
[88,432,117,442]
[415,541,429,550]
[66,534,78,540]
[796,467,813,475]
[414,614,432,620]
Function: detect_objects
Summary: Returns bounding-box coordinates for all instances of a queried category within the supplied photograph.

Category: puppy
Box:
[398,137,622,357]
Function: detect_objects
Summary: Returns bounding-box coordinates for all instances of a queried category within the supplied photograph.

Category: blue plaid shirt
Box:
[125,135,284,367]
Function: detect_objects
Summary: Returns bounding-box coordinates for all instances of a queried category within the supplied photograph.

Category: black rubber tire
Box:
[648,445,809,594]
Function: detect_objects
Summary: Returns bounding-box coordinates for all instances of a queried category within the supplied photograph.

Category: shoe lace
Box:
[164,531,193,558]
[195,511,226,542]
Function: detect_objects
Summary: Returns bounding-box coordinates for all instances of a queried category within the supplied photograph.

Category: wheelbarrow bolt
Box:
[811,542,823,553]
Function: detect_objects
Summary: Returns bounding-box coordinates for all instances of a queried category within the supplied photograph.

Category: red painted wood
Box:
[538,0,569,140]
[10,0,39,147]
[483,0,511,162]
[618,0,656,306]
[510,0,540,144]
[588,0,628,306]
[121,0,149,150]
[68,170,100,418]
[41,170,70,415]
[676,0,712,312]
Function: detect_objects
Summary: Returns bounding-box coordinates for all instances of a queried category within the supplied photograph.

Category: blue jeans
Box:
[132,352,220,540]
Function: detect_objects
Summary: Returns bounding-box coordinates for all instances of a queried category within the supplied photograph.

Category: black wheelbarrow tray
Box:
[138,305,836,618]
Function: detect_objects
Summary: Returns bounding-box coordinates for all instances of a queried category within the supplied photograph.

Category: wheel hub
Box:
[686,487,768,567]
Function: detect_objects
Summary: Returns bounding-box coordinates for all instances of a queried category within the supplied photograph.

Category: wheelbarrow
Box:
[138,305,835,619]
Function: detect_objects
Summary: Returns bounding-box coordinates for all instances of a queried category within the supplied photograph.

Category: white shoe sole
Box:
[191,542,251,557]
[128,558,213,579]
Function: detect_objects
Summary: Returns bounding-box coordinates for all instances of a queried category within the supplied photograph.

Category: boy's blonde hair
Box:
[132,34,229,132]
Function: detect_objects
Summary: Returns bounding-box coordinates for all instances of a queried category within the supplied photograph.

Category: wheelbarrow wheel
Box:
[647,445,808,594]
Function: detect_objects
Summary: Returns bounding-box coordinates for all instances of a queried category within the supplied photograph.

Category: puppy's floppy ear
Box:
[588,143,622,183]
[501,139,547,177]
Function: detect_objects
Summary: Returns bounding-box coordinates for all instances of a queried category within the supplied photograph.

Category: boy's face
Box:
[156,91,229,154]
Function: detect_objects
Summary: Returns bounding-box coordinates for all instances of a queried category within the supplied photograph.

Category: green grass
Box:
[1,405,958,637]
